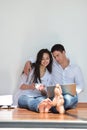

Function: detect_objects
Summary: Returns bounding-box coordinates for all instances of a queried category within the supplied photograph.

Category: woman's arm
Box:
[18,72,35,90]
[20,83,35,90]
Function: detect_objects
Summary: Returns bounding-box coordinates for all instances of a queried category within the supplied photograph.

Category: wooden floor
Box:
[0,103,87,128]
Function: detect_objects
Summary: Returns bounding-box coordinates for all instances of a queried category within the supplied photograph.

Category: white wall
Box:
[0,0,87,102]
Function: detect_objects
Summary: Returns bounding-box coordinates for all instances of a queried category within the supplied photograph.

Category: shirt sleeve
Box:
[74,66,85,94]
[18,73,29,88]
[29,57,35,63]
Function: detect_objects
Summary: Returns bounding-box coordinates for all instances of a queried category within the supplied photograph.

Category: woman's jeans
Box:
[18,95,46,112]
[50,94,78,113]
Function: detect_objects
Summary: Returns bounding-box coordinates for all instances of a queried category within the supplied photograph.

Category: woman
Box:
[13,48,65,113]
[13,49,53,112]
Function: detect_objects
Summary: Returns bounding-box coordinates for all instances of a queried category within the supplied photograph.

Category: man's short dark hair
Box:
[51,44,65,53]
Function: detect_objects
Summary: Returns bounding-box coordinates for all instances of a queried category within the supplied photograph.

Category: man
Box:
[22,44,85,110]
[51,44,84,110]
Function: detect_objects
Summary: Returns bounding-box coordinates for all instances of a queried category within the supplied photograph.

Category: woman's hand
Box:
[35,84,47,96]
[29,83,35,90]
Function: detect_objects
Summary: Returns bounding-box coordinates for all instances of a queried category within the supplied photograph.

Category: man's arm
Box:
[75,66,85,94]
[22,61,32,76]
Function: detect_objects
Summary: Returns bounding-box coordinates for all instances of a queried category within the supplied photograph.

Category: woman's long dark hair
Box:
[32,49,53,83]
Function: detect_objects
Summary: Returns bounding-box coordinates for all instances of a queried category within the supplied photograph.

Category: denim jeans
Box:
[50,94,78,113]
[63,94,78,110]
[18,95,46,112]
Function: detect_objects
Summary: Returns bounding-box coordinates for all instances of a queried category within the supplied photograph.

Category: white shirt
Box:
[52,59,85,94]
[13,69,52,105]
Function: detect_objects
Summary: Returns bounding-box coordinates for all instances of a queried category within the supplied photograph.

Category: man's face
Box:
[52,50,65,64]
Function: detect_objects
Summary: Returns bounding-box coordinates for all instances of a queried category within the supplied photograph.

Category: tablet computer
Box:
[47,83,76,98]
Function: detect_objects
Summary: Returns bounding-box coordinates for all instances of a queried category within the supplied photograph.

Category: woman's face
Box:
[41,53,50,67]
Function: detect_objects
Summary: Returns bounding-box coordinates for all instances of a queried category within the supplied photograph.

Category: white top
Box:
[13,69,52,105]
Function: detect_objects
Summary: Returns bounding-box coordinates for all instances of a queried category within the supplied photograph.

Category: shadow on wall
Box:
[0,69,12,95]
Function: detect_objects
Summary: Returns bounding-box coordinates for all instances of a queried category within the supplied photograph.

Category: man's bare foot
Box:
[52,84,62,106]
[52,84,65,114]
[56,95,65,114]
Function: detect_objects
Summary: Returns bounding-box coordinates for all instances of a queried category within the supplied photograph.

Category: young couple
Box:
[13,44,84,114]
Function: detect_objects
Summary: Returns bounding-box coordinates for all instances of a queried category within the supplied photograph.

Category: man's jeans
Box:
[63,94,78,110]
[18,95,46,112]
[50,94,78,113]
